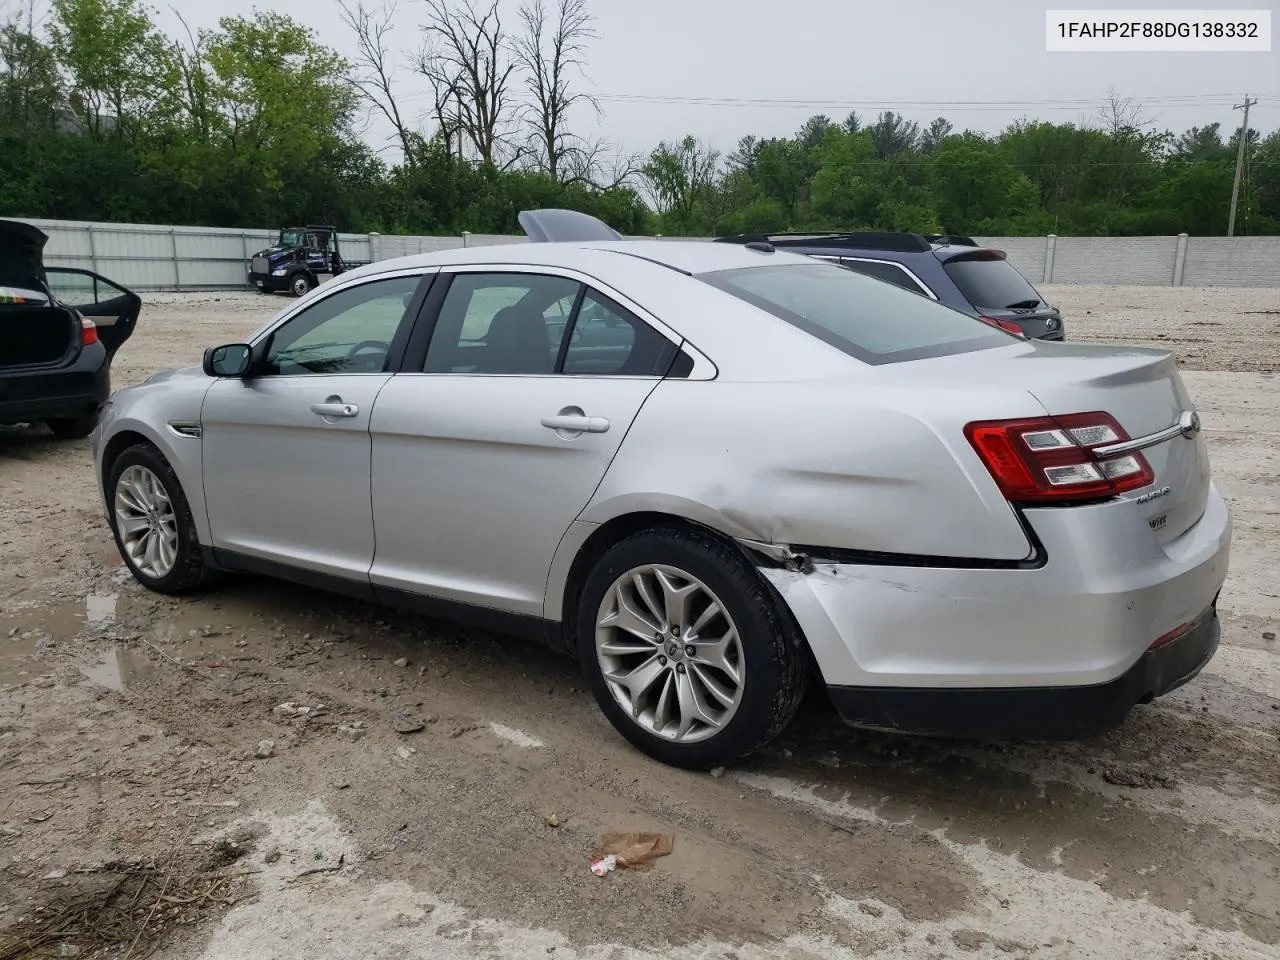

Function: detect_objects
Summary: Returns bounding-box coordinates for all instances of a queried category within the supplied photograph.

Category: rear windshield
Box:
[942,255,1042,309]
[698,261,1011,365]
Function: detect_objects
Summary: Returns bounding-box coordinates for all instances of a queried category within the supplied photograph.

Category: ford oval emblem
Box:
[1179,410,1201,438]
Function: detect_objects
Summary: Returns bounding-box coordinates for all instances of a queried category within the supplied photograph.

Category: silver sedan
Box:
[91,210,1231,768]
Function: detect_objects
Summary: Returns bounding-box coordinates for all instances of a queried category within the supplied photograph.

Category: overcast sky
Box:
[156,0,1279,161]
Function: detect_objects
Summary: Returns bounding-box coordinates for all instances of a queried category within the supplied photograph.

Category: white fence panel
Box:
[1183,237,1280,287]
[7,217,1279,289]
[1051,236,1180,285]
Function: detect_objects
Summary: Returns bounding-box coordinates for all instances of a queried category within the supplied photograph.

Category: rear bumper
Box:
[0,349,109,423]
[827,601,1219,739]
[759,483,1231,735]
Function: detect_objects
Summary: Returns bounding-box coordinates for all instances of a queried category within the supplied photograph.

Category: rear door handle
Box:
[310,401,359,418]
[541,415,610,434]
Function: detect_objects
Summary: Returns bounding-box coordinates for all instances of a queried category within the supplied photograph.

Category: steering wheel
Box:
[346,339,390,360]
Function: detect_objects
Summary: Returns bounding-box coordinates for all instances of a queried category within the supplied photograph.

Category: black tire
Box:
[577,526,809,769]
[47,412,98,440]
[289,273,313,297]
[106,442,211,594]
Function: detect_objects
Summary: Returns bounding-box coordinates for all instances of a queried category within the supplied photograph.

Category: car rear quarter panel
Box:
[94,374,213,544]
[571,376,1047,573]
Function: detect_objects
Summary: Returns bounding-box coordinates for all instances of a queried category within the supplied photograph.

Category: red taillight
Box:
[979,316,1026,337]
[80,317,99,346]
[965,411,1154,503]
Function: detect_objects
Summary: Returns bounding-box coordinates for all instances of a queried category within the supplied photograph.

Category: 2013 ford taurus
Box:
[91,210,1231,768]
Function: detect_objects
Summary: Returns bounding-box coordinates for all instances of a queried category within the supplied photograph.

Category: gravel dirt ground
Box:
[1,284,1278,960]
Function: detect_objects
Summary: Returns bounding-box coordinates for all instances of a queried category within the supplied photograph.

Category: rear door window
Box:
[942,256,1043,309]
[699,261,1011,365]
[561,290,678,376]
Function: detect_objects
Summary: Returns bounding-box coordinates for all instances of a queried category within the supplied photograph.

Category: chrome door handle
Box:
[310,401,359,418]
[540,415,610,434]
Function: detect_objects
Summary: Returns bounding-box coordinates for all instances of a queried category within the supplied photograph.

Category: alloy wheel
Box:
[595,564,745,744]
[114,464,179,579]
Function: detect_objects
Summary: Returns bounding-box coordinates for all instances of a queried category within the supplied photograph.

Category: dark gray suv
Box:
[714,232,1064,341]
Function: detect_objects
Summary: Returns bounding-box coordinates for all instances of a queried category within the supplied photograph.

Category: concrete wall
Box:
[17,217,1280,291]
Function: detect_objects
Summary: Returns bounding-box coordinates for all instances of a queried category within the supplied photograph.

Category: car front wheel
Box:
[289,273,313,297]
[106,443,210,594]
[577,527,808,769]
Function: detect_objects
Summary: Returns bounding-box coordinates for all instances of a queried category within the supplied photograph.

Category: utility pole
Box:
[1228,95,1257,237]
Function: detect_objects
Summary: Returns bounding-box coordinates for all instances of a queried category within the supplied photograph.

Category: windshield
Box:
[278,231,303,247]
[698,261,1013,365]
[943,255,1043,309]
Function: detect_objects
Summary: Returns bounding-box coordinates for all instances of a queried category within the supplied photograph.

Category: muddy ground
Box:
[1,285,1278,960]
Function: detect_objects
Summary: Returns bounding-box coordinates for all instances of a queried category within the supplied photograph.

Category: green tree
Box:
[49,0,176,136]
[0,16,63,131]
[930,137,1039,231]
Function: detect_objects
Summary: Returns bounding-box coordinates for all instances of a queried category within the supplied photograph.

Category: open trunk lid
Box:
[0,221,81,370]
[898,341,1211,545]
[0,219,49,290]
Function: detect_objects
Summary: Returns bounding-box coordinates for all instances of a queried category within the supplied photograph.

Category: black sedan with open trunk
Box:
[0,219,140,439]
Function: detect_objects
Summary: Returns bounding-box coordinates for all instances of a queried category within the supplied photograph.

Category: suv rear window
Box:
[942,255,1042,309]
[698,261,1011,364]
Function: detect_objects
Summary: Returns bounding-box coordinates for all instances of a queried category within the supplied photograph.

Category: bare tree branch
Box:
[511,0,596,180]
[561,138,640,189]
[169,7,211,140]
[414,0,518,167]
[338,0,418,165]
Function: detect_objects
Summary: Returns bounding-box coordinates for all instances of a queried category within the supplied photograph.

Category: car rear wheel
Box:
[107,443,210,594]
[577,527,808,768]
[289,273,313,297]
[46,413,97,440]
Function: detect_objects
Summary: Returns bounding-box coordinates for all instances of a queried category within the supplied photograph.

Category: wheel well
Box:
[558,511,800,661]
[100,430,155,487]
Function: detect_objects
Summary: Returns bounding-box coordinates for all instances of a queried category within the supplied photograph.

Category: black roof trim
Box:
[926,234,978,247]
[595,247,693,276]
[715,231,933,254]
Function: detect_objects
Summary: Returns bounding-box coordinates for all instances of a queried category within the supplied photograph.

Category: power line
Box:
[391,88,1274,111]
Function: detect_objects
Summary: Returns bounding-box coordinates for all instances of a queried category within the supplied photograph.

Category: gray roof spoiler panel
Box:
[518,209,624,243]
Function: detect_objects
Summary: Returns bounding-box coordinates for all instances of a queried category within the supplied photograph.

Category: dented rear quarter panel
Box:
[577,375,1048,561]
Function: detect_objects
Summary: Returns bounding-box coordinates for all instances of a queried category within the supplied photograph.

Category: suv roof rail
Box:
[715,231,933,253]
[925,234,978,247]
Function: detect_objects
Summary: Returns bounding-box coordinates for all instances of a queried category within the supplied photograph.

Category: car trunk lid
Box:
[895,341,1210,545]
[0,222,81,370]
[0,219,49,290]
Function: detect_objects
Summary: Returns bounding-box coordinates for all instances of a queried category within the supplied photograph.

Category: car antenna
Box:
[744,241,774,253]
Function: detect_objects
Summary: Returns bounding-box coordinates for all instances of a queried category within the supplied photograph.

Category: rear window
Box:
[698,261,1011,365]
[942,255,1042,309]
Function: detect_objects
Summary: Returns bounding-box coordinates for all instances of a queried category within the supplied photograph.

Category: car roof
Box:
[344,238,820,281]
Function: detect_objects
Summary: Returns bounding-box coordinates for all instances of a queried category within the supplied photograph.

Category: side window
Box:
[561,289,678,376]
[44,268,130,306]
[425,272,580,374]
[263,273,421,375]
[840,259,929,296]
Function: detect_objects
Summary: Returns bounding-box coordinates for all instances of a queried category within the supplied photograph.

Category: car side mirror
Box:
[203,343,253,378]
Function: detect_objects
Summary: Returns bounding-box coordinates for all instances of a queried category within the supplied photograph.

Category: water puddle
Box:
[79,645,154,693]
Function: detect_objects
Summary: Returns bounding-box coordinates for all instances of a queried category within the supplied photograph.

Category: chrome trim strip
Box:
[167,421,203,439]
[1093,412,1195,458]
